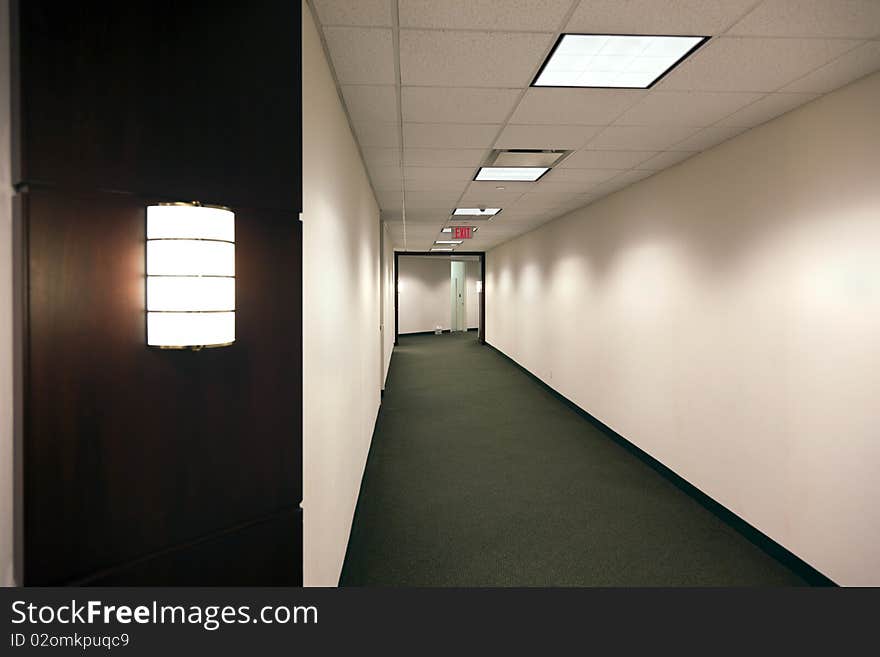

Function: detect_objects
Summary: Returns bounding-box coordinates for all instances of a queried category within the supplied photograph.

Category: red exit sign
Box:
[453,226,472,240]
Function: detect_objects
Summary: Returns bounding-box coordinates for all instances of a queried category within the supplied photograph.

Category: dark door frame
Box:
[394,251,485,346]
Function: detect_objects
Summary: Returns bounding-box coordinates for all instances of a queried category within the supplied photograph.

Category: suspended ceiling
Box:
[309,0,880,251]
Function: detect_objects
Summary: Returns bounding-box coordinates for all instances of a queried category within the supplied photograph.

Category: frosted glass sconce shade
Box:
[146,204,235,348]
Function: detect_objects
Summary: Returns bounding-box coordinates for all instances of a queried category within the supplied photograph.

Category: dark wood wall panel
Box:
[12,1,303,585]
[81,508,302,587]
[13,0,301,211]
[21,189,302,585]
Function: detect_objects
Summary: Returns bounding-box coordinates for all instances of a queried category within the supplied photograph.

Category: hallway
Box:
[342,333,805,586]
[4,0,879,592]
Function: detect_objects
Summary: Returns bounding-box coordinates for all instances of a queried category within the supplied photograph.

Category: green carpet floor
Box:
[341,332,807,586]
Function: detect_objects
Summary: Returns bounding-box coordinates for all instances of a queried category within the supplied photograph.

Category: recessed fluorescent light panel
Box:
[431,247,454,252]
[453,208,501,216]
[475,167,548,182]
[435,240,463,245]
[534,34,708,89]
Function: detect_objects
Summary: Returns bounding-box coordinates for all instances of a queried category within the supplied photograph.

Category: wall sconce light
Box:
[476,281,483,293]
[146,203,235,349]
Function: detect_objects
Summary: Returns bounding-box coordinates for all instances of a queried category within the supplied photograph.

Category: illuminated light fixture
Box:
[453,208,501,217]
[431,247,454,252]
[475,167,548,182]
[435,240,463,245]
[476,281,483,293]
[146,203,235,349]
[533,34,708,89]
[441,227,452,233]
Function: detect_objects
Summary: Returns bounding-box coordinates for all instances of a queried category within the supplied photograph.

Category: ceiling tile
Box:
[669,125,748,151]
[323,27,396,84]
[374,182,403,194]
[363,147,401,167]
[495,213,540,222]
[588,125,699,150]
[369,165,404,187]
[484,217,527,228]
[533,180,600,194]
[405,179,470,192]
[399,0,573,32]
[727,0,880,39]
[402,87,521,124]
[604,169,655,188]
[353,122,400,148]
[559,149,657,169]
[544,168,621,184]
[375,185,404,195]
[341,85,398,123]
[465,181,534,194]
[404,148,488,167]
[313,0,393,27]
[402,224,445,235]
[512,193,570,209]
[404,123,500,148]
[459,183,531,205]
[458,193,528,208]
[400,30,554,87]
[586,172,656,199]
[376,190,403,207]
[494,124,603,149]
[510,88,641,125]
[488,215,541,225]
[657,37,862,92]
[384,208,452,221]
[403,166,475,182]
[780,41,880,93]
[716,92,820,127]
[636,150,697,170]
[564,0,758,35]
[404,196,462,209]
[614,91,762,126]
[404,189,462,199]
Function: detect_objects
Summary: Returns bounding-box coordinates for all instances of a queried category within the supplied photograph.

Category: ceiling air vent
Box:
[449,216,491,223]
[486,149,571,168]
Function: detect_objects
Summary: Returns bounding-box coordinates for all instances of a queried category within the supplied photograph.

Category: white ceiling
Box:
[310,0,880,251]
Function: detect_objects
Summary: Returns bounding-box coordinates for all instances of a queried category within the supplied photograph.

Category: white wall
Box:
[465,260,480,330]
[0,0,15,587]
[380,221,394,385]
[486,72,880,586]
[302,0,382,587]
[398,256,451,334]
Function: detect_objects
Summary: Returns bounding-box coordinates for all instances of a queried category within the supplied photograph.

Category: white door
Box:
[450,261,467,331]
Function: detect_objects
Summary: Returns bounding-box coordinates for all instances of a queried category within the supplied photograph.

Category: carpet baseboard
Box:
[400,328,478,336]
[483,341,836,587]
